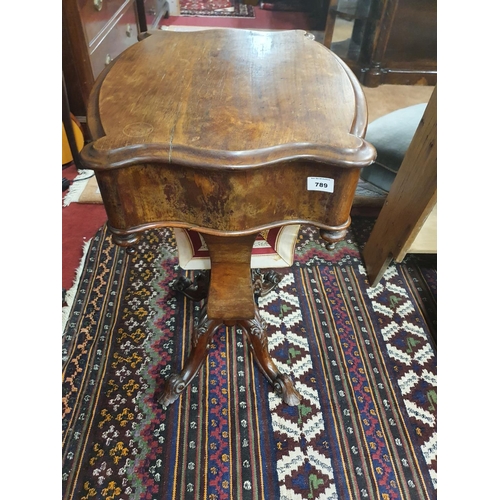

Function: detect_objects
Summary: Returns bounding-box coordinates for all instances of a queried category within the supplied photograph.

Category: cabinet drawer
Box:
[89,0,139,78]
[79,0,130,46]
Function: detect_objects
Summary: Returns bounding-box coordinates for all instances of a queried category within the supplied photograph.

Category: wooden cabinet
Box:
[63,0,168,119]
[77,0,129,44]
[323,0,436,87]
[89,0,140,78]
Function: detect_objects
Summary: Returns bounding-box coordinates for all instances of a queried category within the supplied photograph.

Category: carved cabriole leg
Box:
[240,306,301,407]
[158,306,223,407]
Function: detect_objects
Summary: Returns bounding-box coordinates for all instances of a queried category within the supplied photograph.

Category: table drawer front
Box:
[95,163,360,233]
[89,1,139,78]
[79,0,131,46]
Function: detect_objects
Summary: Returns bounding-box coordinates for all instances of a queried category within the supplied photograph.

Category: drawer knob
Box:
[105,54,113,65]
[93,0,103,11]
[126,24,132,37]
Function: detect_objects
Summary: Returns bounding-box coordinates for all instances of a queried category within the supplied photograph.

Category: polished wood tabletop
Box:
[81,28,376,409]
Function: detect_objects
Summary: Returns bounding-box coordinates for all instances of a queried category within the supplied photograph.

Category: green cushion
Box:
[361,103,426,192]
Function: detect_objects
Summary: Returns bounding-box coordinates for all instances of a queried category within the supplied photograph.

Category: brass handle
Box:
[105,54,112,65]
[93,0,103,11]
[126,24,132,37]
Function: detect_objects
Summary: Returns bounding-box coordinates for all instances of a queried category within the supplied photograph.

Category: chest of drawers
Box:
[63,0,168,120]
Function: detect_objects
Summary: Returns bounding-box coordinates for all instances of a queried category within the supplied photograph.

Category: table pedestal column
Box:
[158,233,301,408]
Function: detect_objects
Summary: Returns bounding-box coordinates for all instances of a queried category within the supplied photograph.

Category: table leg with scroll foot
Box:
[240,307,302,406]
[158,305,223,407]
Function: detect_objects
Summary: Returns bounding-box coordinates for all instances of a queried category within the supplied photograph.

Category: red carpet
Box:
[160,4,313,30]
[62,163,107,292]
[179,0,255,17]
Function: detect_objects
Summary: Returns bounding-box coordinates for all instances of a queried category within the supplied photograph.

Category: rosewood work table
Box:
[81,28,376,408]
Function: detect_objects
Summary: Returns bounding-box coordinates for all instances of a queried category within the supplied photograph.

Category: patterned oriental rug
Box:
[62,218,437,500]
[180,0,255,17]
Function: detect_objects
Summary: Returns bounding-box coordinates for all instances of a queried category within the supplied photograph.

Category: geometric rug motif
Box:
[363,263,437,490]
[62,221,437,500]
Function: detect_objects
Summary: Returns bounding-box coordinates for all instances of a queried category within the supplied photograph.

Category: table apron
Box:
[94,161,361,234]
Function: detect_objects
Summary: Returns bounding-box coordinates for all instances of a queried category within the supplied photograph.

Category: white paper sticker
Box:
[307,177,334,193]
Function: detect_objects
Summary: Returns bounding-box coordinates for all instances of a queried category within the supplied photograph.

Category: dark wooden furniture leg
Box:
[240,306,301,406]
[320,226,349,250]
[172,271,210,302]
[323,0,338,50]
[158,232,302,407]
[158,303,223,407]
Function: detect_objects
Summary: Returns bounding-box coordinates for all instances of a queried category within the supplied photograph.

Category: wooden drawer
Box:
[64,0,168,119]
[78,0,130,46]
[89,0,139,78]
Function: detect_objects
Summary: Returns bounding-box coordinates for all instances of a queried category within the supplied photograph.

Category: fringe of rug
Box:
[63,169,94,207]
[62,238,91,333]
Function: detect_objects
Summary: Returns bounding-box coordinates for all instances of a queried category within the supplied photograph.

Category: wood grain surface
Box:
[83,29,375,170]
